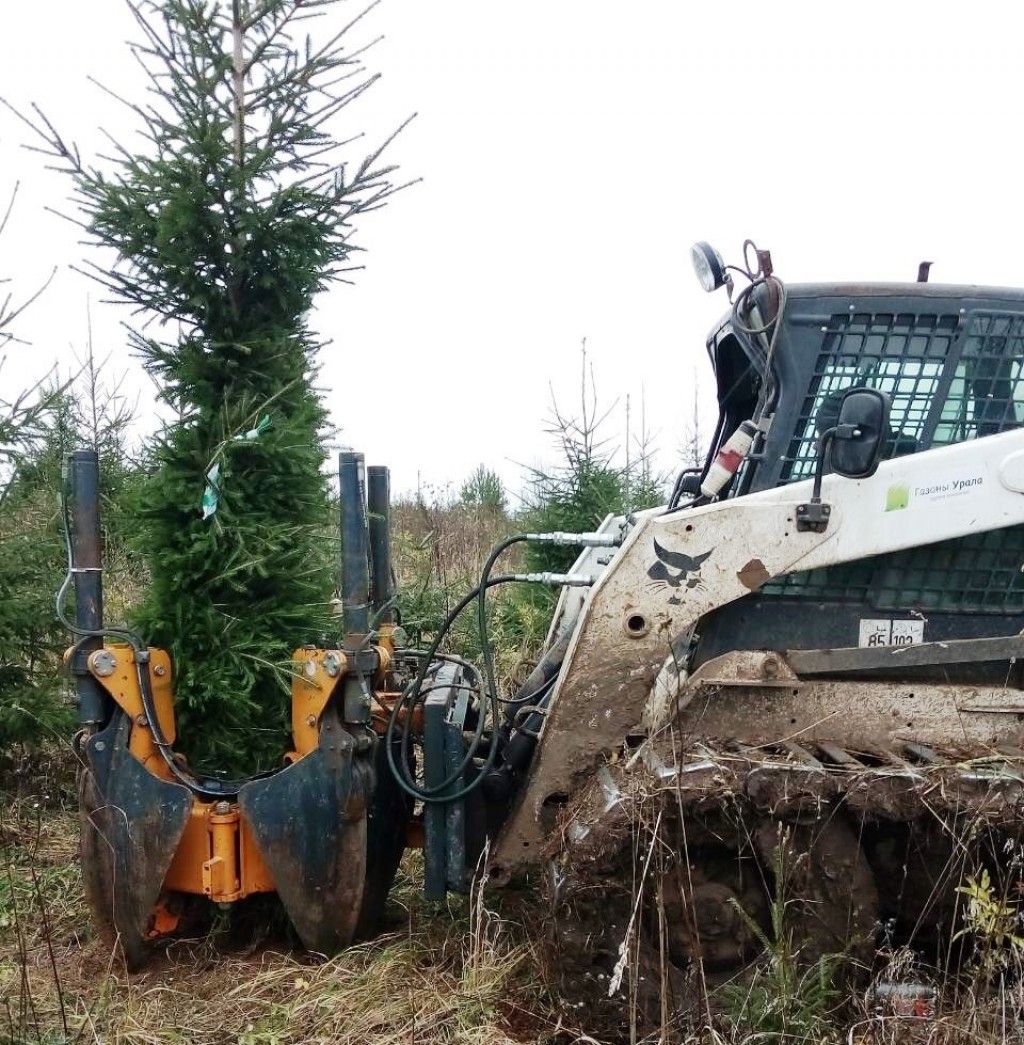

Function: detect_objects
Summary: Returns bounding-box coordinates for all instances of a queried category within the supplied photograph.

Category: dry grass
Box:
[11,935,536,1045]
[0,765,568,1045]
[7,771,1024,1045]
[390,497,548,690]
[391,498,516,597]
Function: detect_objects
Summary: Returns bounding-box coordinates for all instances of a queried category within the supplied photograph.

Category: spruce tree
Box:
[0,183,69,750]
[0,395,71,749]
[10,0,406,773]
[0,183,57,485]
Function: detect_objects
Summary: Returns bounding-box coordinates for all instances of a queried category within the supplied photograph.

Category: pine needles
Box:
[4,0,407,773]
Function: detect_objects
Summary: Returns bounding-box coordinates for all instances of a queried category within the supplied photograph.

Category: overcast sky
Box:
[1,1,1021,499]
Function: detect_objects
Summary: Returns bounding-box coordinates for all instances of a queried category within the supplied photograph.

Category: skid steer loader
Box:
[63,241,1024,1009]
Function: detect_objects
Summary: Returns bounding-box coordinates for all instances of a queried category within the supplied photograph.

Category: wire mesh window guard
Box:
[764,310,1024,612]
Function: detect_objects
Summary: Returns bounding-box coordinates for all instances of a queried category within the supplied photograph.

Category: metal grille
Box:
[765,309,1024,614]
[873,528,1024,613]
[782,311,960,483]
[764,529,1024,613]
[935,312,1024,443]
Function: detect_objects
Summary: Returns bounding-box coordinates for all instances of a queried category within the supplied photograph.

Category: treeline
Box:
[0,362,670,754]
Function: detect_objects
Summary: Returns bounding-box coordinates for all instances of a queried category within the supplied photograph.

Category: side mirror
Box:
[829,388,891,479]
[797,387,891,533]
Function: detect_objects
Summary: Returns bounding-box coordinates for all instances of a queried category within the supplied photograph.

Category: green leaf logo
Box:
[885,483,910,512]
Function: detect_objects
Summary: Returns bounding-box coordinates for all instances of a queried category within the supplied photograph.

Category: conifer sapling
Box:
[10,0,408,772]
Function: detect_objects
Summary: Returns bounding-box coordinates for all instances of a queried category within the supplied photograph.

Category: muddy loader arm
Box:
[491,426,1024,877]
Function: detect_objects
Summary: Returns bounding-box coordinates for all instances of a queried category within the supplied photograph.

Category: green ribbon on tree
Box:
[201,414,272,520]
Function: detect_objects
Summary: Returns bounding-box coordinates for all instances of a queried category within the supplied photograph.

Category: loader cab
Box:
[702,284,1024,496]
[693,283,1024,680]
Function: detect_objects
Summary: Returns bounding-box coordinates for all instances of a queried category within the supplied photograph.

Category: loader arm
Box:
[492,426,1024,877]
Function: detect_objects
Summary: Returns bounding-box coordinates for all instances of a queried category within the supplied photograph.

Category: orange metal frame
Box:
[84,644,282,905]
[81,634,419,935]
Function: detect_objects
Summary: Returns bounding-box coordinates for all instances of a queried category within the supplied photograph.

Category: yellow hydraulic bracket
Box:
[76,641,392,910]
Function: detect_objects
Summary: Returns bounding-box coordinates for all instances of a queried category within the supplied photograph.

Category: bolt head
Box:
[153,664,167,677]
[91,649,117,678]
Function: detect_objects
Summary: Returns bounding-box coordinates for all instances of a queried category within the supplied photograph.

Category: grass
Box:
[8,762,1024,1045]
[0,758,563,1045]
[391,495,548,690]
[714,845,844,1045]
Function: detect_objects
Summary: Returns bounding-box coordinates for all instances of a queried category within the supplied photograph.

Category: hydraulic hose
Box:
[385,573,519,804]
[477,535,531,723]
[385,529,609,804]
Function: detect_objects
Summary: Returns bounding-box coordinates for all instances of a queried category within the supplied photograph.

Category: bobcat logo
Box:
[646,539,713,605]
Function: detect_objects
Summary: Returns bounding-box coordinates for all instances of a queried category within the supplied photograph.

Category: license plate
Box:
[858,618,925,648]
